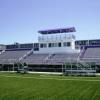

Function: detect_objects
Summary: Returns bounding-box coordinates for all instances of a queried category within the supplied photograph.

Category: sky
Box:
[0,0,100,44]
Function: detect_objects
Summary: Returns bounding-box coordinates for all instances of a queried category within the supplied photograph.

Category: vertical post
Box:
[0,64,2,71]
[13,63,14,72]
[62,63,63,74]
[71,63,72,75]
[27,63,29,72]
[64,63,66,75]
[8,65,9,72]
[2,64,3,71]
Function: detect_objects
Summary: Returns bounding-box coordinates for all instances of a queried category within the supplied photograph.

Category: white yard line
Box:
[0,74,100,82]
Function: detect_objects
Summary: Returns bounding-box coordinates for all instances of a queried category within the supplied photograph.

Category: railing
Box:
[19,49,34,61]
[0,49,6,55]
[64,58,96,76]
[78,47,86,59]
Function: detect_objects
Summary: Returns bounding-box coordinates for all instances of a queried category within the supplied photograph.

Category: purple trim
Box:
[80,45,100,49]
[38,27,76,34]
[6,48,31,51]
[85,45,100,48]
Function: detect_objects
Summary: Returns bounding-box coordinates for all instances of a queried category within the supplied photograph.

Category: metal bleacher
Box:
[0,49,31,64]
[22,53,49,64]
[21,53,79,65]
[0,46,99,66]
[80,46,100,64]
[44,53,79,65]
[0,46,98,76]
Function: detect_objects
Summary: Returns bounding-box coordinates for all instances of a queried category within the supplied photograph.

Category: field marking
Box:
[0,74,100,82]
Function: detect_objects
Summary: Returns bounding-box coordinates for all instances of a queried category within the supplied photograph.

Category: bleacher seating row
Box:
[0,49,31,64]
[80,46,100,64]
[0,47,100,65]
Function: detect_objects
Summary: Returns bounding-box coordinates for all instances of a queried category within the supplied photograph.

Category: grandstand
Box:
[0,27,99,75]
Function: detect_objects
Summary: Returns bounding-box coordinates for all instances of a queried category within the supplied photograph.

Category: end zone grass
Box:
[0,72,100,100]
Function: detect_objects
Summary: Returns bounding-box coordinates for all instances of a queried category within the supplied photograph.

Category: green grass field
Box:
[0,72,100,100]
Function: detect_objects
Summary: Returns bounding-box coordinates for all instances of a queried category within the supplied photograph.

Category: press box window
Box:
[48,43,51,47]
[63,42,67,47]
[63,42,71,47]
[40,43,47,48]
[34,43,39,51]
[67,42,71,47]
[58,42,61,47]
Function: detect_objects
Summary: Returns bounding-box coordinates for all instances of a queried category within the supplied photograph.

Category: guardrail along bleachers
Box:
[0,49,31,64]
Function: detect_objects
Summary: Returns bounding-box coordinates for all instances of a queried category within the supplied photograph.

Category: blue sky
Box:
[0,0,100,44]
